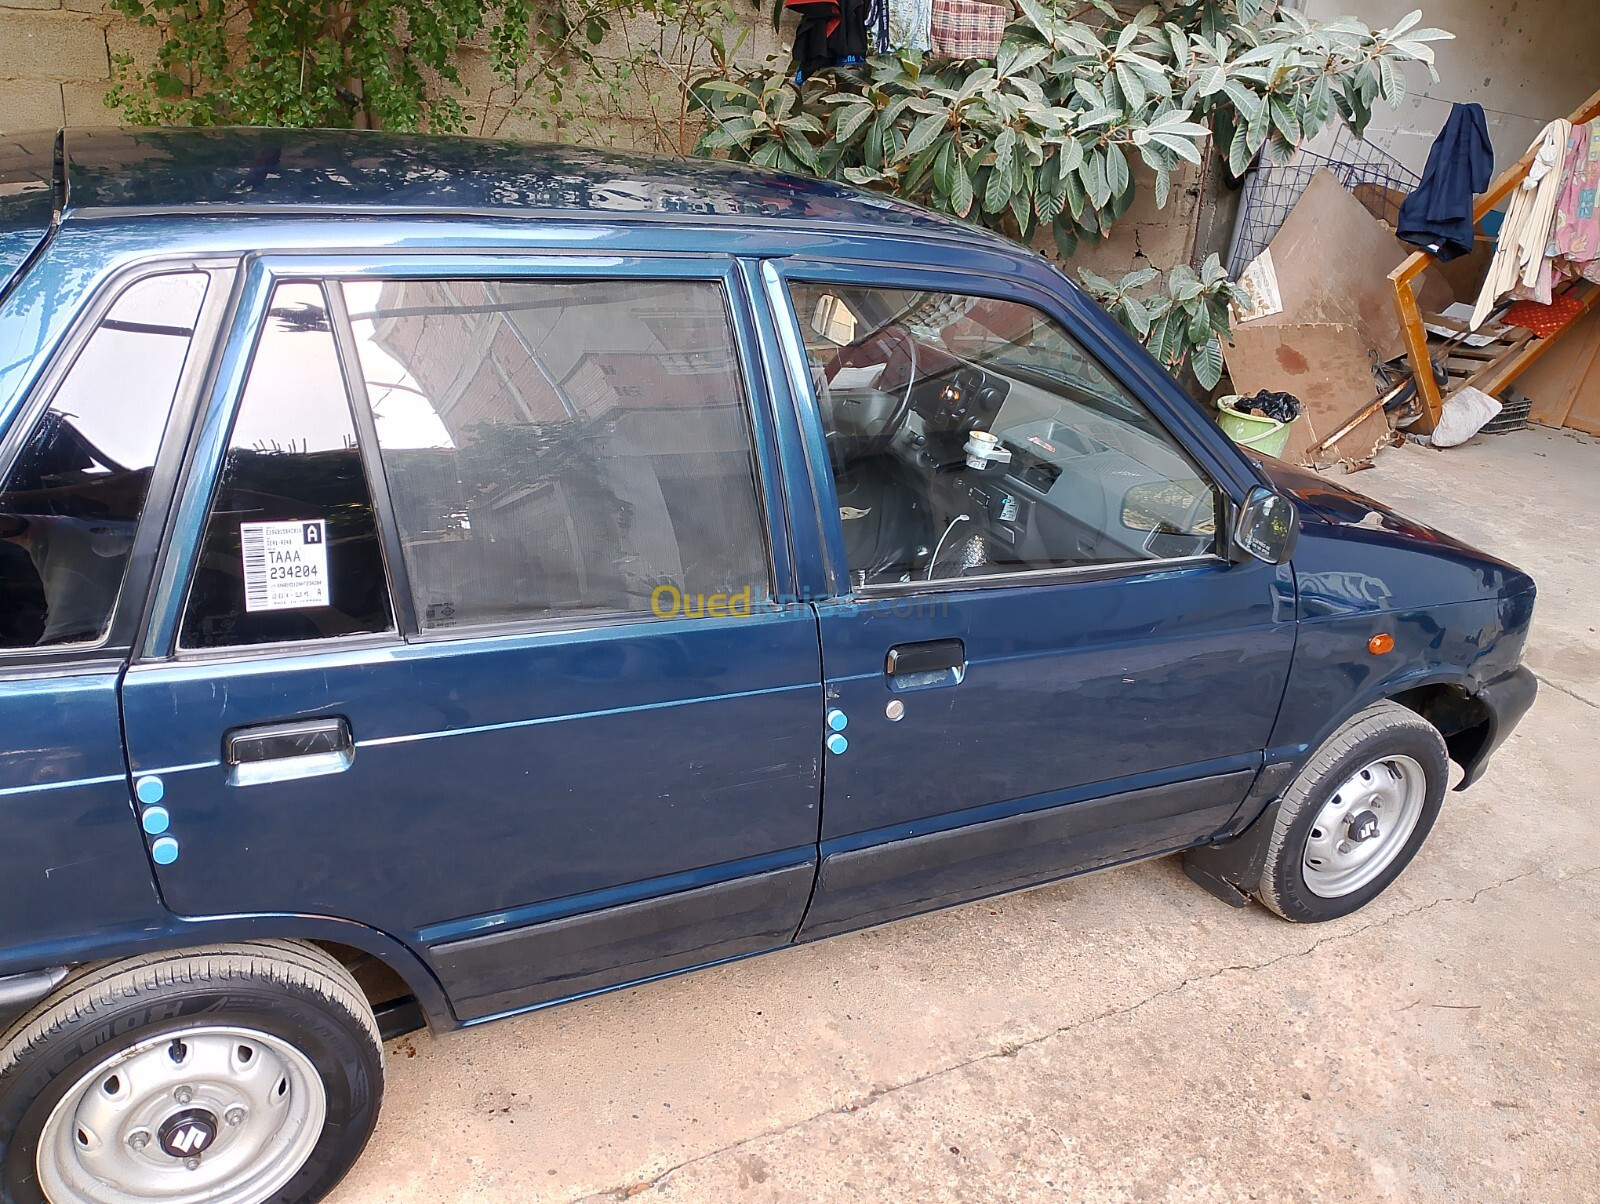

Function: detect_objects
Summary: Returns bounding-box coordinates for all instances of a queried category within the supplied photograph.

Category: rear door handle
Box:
[885,639,966,688]
[225,717,353,786]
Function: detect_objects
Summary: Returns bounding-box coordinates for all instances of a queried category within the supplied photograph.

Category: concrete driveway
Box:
[330,425,1600,1204]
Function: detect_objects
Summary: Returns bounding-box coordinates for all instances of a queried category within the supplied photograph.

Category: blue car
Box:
[0,128,1535,1204]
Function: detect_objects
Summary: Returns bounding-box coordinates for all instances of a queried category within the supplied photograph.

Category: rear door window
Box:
[0,272,207,648]
[342,277,770,631]
[179,281,394,649]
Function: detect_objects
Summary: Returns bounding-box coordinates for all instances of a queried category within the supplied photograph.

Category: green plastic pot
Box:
[1216,396,1294,458]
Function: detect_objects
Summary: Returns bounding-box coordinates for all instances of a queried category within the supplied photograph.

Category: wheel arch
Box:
[1386,679,1494,787]
[1186,680,1471,909]
[1279,668,1486,795]
[1,915,452,1042]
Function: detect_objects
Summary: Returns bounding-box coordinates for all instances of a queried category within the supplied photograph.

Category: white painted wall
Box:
[1297,0,1600,177]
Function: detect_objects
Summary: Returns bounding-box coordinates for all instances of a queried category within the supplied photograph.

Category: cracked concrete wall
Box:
[0,1,791,148]
[0,0,133,134]
[1061,162,1205,283]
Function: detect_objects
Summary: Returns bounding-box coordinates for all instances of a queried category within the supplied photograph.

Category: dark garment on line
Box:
[1397,102,1495,261]
[788,0,870,82]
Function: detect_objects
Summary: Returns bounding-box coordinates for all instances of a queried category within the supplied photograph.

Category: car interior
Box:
[789,283,1222,587]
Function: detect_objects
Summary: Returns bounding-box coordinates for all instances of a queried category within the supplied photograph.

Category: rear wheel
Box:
[1257,701,1449,922]
[0,941,383,1204]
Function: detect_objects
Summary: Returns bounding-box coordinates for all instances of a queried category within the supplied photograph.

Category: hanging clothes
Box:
[886,0,932,51]
[1471,119,1571,329]
[864,0,890,53]
[1550,121,1600,270]
[787,0,870,82]
[929,0,1005,59]
[1397,102,1495,261]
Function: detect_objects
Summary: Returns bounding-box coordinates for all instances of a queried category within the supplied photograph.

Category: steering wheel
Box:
[861,327,919,457]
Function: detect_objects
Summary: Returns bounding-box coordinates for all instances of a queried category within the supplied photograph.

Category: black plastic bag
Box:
[1235,390,1302,423]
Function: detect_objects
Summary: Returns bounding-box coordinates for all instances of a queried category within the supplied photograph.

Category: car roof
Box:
[42,126,1002,245]
[0,132,58,293]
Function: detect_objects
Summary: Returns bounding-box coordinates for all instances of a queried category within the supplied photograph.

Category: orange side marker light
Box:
[1368,633,1395,655]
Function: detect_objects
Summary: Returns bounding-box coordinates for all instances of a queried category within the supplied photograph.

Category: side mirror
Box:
[1232,486,1299,565]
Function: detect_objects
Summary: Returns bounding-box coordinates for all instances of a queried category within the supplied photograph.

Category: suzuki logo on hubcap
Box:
[1347,809,1380,843]
[157,1109,219,1158]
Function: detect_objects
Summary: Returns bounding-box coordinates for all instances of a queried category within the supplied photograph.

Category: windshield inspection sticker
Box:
[241,520,330,612]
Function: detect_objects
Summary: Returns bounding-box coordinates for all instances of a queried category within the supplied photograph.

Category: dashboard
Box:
[910,364,1010,432]
[825,354,1216,581]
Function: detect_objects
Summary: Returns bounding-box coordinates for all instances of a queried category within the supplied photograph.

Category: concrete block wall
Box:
[0,0,789,149]
[0,1,123,135]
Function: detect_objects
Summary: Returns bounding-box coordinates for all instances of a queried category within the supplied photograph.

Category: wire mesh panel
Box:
[1228,125,1422,275]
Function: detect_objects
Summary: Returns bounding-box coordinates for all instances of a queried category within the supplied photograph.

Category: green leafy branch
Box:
[692,0,1451,384]
[1076,254,1243,389]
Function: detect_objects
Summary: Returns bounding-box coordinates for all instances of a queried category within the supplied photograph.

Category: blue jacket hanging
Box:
[1397,102,1495,261]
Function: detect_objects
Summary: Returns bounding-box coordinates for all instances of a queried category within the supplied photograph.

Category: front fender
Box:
[1455,665,1537,789]
[1267,595,1528,773]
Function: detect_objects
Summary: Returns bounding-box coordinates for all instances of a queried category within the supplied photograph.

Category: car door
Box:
[0,266,224,967]
[760,262,1297,939]
[120,255,823,1021]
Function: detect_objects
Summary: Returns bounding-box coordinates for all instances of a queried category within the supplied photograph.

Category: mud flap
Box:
[1182,798,1284,906]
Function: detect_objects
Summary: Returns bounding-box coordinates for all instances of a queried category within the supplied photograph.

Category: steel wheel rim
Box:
[1301,754,1427,898]
[36,1025,326,1204]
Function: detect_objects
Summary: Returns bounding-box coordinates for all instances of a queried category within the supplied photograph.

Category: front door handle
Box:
[225,717,353,786]
[885,639,966,689]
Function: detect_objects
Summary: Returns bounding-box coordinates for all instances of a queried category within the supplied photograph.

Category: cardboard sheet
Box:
[1240,170,1420,360]
[1231,251,1284,324]
[1222,321,1390,466]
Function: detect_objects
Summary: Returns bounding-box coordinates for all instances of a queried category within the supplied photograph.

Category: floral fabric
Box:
[1551,121,1600,267]
[887,0,932,51]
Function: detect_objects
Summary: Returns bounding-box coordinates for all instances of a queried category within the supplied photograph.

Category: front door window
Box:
[785,282,1220,587]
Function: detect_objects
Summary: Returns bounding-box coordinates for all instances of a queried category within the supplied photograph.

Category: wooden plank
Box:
[1309,377,1412,456]
[1554,333,1600,428]
[1537,311,1600,428]
[1457,331,1536,395]
[1563,319,1600,432]
[1566,382,1600,434]
[1389,264,1441,432]
[1520,304,1600,426]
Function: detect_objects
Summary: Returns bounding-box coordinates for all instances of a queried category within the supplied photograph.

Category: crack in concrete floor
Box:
[1533,672,1599,709]
[586,860,1600,1202]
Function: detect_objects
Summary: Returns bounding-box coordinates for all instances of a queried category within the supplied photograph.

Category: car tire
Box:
[0,940,383,1204]
[1256,701,1450,923]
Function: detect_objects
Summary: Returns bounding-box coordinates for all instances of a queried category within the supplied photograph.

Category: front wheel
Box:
[1256,701,1450,922]
[0,941,383,1204]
